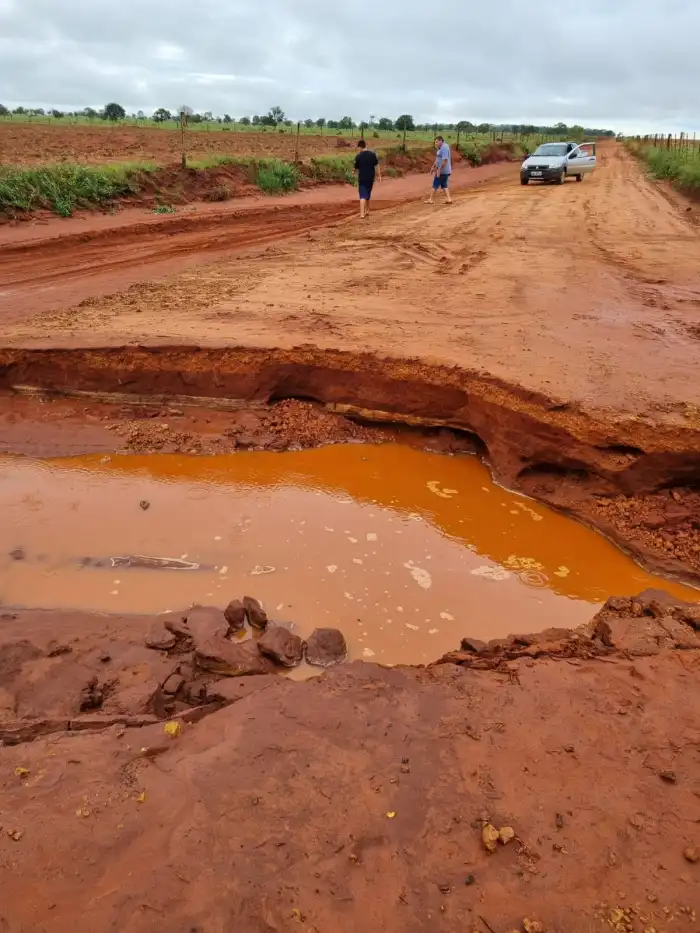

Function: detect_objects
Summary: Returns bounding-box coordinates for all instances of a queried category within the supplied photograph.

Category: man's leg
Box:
[358,185,368,218]
[425,174,440,204]
[443,175,452,204]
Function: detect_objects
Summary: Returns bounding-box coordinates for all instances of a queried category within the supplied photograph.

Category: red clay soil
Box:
[0,122,399,166]
[0,162,515,321]
[1,592,699,932]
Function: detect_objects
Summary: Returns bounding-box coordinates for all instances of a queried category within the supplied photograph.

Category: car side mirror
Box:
[568,152,577,159]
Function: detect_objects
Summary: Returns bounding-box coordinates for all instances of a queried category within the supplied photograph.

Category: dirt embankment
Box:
[1,591,699,932]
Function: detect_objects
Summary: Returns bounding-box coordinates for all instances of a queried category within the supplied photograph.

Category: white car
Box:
[520,142,597,185]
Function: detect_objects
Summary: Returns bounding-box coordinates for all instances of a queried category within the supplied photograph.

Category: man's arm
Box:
[375,153,382,181]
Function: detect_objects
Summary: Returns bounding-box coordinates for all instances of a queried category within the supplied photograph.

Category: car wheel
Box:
[556,170,566,185]
[520,177,529,186]
[575,174,583,182]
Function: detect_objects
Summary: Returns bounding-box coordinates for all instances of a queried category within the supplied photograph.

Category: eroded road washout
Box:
[2,144,700,932]
[3,444,697,669]
[1,343,700,584]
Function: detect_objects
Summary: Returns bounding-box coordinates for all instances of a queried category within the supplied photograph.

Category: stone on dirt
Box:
[145,622,177,651]
[243,596,268,630]
[257,627,305,668]
[305,628,348,667]
[187,605,229,641]
[195,635,276,677]
[683,846,699,863]
[460,637,487,653]
[224,599,246,633]
[162,673,185,695]
[79,676,103,712]
[482,823,500,853]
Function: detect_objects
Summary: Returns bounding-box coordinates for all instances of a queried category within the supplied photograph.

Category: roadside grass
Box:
[627,142,700,191]
[256,158,299,193]
[0,162,157,216]
[0,138,522,217]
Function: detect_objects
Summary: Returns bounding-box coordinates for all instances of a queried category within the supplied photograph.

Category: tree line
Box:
[0,103,615,137]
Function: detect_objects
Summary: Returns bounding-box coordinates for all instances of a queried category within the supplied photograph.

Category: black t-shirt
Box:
[354,149,379,185]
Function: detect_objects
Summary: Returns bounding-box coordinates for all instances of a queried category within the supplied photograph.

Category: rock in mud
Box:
[243,596,268,631]
[460,637,487,653]
[195,638,276,678]
[162,673,185,695]
[164,615,192,639]
[305,628,348,667]
[257,627,305,668]
[79,677,103,712]
[9,547,26,561]
[187,605,229,641]
[145,622,177,651]
[676,605,700,630]
[224,599,246,633]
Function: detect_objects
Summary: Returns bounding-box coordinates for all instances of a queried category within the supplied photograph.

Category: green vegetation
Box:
[0,162,152,216]
[626,139,700,191]
[256,158,299,194]
[308,154,356,185]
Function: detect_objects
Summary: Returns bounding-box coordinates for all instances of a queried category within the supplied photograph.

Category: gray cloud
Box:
[1,0,699,133]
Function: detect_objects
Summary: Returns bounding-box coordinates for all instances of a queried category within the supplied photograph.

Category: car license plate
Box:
[531,171,543,176]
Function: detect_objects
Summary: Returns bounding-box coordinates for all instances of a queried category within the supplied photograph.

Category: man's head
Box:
[357,139,367,149]
[435,135,444,149]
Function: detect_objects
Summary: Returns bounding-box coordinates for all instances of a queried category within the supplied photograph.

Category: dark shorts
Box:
[358,182,374,201]
[432,172,451,190]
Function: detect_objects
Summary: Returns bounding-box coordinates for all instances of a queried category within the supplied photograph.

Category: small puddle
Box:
[1,445,696,671]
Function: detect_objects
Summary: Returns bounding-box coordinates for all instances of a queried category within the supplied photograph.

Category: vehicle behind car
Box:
[520,141,597,185]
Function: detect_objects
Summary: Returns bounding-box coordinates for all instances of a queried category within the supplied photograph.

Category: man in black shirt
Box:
[353,139,381,219]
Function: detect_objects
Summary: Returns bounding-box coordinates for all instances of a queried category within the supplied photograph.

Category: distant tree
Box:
[395,114,415,131]
[359,120,369,131]
[476,122,490,133]
[338,116,354,129]
[202,111,213,122]
[569,124,585,139]
[304,118,314,128]
[82,107,99,119]
[457,120,474,132]
[251,114,261,125]
[188,112,203,124]
[268,105,285,126]
[13,106,26,115]
[554,121,568,136]
[315,117,326,129]
[377,117,394,130]
[326,119,338,130]
[152,108,171,123]
[0,104,8,116]
[137,110,145,120]
[222,114,233,123]
[240,116,251,125]
[51,109,65,119]
[103,102,126,121]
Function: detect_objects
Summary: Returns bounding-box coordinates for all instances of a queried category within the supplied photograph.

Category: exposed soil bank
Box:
[1,344,699,582]
[1,593,699,932]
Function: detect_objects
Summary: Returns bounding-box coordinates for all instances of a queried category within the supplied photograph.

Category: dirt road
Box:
[0,162,513,322]
[4,144,699,420]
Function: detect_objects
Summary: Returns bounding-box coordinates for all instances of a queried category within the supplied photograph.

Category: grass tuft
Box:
[255,158,299,193]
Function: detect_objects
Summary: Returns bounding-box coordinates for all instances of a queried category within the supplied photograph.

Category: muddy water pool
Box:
[1,444,696,667]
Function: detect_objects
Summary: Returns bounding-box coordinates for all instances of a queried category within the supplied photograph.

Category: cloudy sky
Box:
[1,0,698,134]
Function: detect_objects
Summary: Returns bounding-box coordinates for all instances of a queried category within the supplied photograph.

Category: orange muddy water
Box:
[1,445,697,668]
